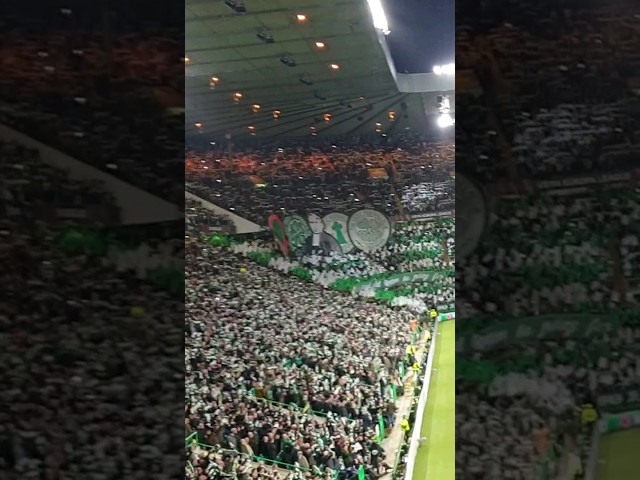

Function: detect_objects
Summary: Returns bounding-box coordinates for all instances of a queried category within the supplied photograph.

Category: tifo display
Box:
[270,209,393,255]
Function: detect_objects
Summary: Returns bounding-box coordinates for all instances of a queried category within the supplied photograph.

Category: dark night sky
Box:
[383,0,454,74]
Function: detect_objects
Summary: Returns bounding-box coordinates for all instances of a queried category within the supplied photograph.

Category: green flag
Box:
[377,416,385,443]
[358,465,365,480]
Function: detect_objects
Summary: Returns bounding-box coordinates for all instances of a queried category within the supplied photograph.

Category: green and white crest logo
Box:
[347,209,391,252]
[322,212,354,253]
[283,215,312,250]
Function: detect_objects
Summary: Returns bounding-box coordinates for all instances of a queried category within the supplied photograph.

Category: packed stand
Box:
[185,134,454,224]
[187,444,316,480]
[457,312,640,480]
[615,187,640,303]
[456,0,640,182]
[186,198,235,235]
[456,0,640,477]
[0,139,118,222]
[0,1,184,204]
[455,186,640,323]
[0,137,183,479]
[400,180,454,216]
[457,192,610,317]
[185,237,427,479]
[228,218,455,313]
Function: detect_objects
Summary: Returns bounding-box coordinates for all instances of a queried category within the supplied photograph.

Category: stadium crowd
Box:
[1,139,117,219]
[185,134,453,224]
[0,137,183,479]
[456,188,638,321]
[185,237,429,479]
[456,0,639,477]
[182,189,455,478]
[0,1,184,204]
[186,198,234,235]
[456,0,640,183]
[457,312,640,480]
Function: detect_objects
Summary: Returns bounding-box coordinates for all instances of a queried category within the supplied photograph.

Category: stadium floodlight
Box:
[437,113,454,128]
[433,63,455,75]
[366,0,390,35]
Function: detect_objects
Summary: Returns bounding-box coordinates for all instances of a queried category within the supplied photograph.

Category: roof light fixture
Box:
[257,31,274,44]
[433,63,455,75]
[366,0,390,35]
[225,1,247,13]
[280,56,297,67]
[437,113,454,128]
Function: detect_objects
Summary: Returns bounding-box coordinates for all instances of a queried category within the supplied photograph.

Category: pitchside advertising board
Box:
[437,302,455,321]
[591,386,640,434]
[599,410,640,433]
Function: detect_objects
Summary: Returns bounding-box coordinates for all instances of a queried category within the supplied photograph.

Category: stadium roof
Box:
[185,0,449,140]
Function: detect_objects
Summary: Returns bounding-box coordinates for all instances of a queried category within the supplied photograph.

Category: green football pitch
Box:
[594,428,640,480]
[413,320,455,480]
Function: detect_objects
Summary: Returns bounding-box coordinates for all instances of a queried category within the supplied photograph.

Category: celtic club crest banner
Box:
[283,215,312,251]
[322,212,354,254]
[348,209,391,252]
[267,214,289,257]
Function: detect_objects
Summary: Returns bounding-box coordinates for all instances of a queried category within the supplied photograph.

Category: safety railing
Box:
[186,319,430,478]
[185,431,198,448]
[246,391,329,418]
[186,438,339,479]
[244,392,388,444]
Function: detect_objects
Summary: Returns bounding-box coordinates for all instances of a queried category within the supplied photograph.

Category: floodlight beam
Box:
[367,0,390,35]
